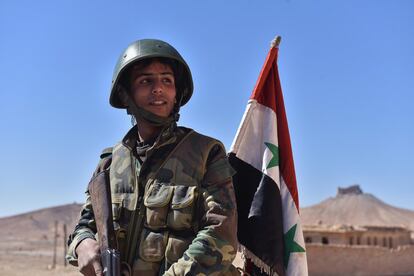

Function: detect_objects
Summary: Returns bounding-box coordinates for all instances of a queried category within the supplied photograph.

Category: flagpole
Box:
[271,36,282,49]
[251,36,281,100]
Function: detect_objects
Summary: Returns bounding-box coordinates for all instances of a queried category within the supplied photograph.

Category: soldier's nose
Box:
[152,81,163,94]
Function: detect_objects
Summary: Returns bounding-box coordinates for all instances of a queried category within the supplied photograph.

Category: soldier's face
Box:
[129,61,176,118]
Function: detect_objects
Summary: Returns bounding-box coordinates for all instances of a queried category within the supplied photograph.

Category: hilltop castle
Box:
[300,185,414,275]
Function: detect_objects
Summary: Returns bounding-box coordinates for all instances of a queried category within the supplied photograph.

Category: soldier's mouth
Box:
[149,100,167,106]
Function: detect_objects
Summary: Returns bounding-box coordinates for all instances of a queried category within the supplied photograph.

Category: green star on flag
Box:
[264,142,279,169]
[283,224,306,268]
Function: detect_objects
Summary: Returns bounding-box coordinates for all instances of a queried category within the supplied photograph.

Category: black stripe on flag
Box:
[229,152,285,276]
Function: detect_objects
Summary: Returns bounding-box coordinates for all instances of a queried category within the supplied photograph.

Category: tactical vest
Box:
[107,129,231,275]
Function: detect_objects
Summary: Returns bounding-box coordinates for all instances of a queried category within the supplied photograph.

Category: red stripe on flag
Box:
[250,46,300,211]
[250,47,278,113]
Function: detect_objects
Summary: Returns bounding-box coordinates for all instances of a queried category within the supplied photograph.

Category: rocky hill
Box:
[300,185,414,230]
[2,185,413,239]
[0,203,82,275]
[0,203,82,241]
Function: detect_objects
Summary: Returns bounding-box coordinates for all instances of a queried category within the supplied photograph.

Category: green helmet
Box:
[109,39,193,109]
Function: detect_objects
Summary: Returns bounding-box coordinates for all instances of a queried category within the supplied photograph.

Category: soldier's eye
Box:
[139,78,150,85]
[163,77,174,84]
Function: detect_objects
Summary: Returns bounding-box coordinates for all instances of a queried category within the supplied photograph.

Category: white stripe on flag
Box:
[281,176,308,275]
[230,99,281,188]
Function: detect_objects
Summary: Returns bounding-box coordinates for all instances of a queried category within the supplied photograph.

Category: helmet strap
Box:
[172,92,184,122]
[118,86,177,127]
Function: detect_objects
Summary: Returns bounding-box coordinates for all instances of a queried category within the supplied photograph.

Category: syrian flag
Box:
[229,38,308,276]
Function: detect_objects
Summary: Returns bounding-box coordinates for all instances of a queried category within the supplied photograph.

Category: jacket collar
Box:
[121,123,178,152]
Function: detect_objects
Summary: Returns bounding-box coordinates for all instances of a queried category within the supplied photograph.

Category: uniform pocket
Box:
[144,183,174,230]
[138,228,168,263]
[167,186,197,230]
[165,235,192,265]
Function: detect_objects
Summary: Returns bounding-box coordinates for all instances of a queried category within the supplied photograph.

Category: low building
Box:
[303,224,411,248]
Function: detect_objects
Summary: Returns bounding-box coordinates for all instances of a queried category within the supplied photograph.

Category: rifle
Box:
[89,170,121,276]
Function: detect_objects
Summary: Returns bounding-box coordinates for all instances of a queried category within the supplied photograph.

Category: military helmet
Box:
[110,39,193,109]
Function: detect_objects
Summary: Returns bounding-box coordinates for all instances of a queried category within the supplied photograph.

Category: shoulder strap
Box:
[147,129,195,181]
[100,147,113,159]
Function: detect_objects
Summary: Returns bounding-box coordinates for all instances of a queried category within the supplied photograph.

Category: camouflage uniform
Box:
[67,123,239,275]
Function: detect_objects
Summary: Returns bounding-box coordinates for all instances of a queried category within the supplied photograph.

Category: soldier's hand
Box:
[76,238,103,276]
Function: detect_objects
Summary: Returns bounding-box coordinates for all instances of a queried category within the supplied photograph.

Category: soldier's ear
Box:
[117,85,130,107]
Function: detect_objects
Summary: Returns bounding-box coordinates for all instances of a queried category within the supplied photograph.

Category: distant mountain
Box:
[300,185,414,231]
[0,203,82,240]
[2,185,413,242]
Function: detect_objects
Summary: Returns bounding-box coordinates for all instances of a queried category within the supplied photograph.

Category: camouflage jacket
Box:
[67,124,239,275]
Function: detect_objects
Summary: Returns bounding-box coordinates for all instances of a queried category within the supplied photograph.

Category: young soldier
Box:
[67,39,238,276]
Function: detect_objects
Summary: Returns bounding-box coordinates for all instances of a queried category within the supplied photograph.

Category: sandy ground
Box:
[0,239,244,276]
[0,252,80,276]
[0,238,80,276]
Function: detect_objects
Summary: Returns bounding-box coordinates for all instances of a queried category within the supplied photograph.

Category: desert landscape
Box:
[1,186,413,276]
[302,185,414,275]
[0,203,82,276]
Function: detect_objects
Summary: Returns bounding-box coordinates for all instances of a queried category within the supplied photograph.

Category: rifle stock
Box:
[89,170,121,276]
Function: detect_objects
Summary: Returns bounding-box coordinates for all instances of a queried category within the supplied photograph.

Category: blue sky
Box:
[1,0,413,217]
